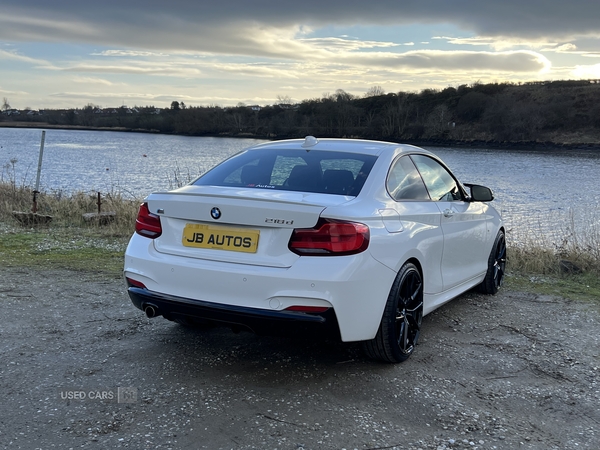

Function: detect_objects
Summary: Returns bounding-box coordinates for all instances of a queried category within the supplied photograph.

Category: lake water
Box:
[1,127,599,240]
[0,128,266,197]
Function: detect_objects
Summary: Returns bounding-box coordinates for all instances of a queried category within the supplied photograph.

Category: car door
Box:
[410,154,489,291]
[385,155,445,296]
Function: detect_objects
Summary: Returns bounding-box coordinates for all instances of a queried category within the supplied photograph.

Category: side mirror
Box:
[466,184,494,202]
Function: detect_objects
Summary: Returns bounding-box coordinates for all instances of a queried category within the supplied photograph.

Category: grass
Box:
[0,182,139,278]
[1,180,599,301]
[0,224,129,278]
[505,272,600,304]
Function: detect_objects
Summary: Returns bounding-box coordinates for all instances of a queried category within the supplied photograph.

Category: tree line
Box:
[4,80,600,146]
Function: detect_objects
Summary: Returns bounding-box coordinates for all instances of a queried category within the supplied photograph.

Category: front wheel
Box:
[363,262,423,363]
[479,230,506,295]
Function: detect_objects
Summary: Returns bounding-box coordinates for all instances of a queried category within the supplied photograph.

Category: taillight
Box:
[288,218,369,256]
[135,202,162,239]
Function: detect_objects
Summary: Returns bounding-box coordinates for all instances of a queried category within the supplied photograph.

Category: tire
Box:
[363,262,423,363]
[479,230,506,295]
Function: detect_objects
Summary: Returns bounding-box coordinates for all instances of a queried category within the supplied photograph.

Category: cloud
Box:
[1,1,596,109]
[342,50,550,72]
[435,35,574,53]
[71,76,118,86]
[91,50,169,57]
[61,63,202,77]
[553,43,578,53]
[572,63,600,78]
[1,1,599,55]
[0,49,52,67]
[255,48,551,73]
[0,2,591,83]
[0,87,28,96]
[298,37,399,51]
[21,38,549,82]
[206,62,301,79]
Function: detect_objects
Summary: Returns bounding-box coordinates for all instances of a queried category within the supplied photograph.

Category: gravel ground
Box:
[0,267,599,450]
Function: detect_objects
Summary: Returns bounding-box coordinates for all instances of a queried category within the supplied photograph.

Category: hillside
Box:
[3,80,600,149]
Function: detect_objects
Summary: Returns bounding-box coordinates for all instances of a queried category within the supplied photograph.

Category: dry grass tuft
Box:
[505,208,600,276]
[0,182,140,237]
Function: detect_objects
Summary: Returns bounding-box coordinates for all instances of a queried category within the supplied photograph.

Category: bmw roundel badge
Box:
[210,207,222,220]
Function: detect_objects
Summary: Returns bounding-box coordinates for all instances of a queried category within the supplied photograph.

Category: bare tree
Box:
[276,95,292,105]
[424,104,451,137]
[395,93,412,137]
[364,86,385,98]
[334,89,354,102]
[380,104,397,137]
[2,97,11,112]
[231,112,245,132]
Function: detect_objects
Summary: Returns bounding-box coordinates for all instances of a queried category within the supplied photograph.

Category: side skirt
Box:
[423,272,486,316]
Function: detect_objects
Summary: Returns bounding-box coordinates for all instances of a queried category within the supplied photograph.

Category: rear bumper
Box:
[127,286,341,339]
[124,232,397,342]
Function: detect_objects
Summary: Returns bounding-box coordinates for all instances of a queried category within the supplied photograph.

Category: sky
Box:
[1,0,600,110]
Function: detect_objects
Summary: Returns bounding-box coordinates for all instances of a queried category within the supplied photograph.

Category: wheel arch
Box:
[362,257,424,363]
[403,256,424,289]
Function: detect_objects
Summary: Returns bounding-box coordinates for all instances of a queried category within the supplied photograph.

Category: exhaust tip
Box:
[144,304,158,318]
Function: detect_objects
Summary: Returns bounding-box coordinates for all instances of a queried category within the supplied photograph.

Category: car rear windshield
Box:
[193,149,377,196]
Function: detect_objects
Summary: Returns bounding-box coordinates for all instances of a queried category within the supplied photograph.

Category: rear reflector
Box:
[288,218,369,256]
[126,277,147,289]
[135,202,162,239]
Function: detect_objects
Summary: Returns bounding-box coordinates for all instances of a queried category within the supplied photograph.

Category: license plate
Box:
[182,224,259,253]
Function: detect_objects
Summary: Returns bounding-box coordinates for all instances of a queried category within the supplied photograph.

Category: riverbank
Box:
[0,121,160,135]
[2,120,600,152]
[2,180,600,296]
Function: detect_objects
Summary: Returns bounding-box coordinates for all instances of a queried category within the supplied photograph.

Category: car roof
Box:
[248,136,433,158]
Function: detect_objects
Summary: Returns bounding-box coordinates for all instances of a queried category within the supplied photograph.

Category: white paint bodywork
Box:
[124,138,503,342]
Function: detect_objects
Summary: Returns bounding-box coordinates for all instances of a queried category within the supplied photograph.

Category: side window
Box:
[411,155,463,202]
[386,156,430,201]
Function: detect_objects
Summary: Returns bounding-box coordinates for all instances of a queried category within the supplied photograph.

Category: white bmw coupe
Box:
[124,137,505,363]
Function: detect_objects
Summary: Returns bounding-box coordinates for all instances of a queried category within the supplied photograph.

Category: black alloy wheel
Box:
[479,230,506,295]
[364,262,423,363]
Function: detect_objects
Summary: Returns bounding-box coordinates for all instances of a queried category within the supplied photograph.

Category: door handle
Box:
[443,209,454,218]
